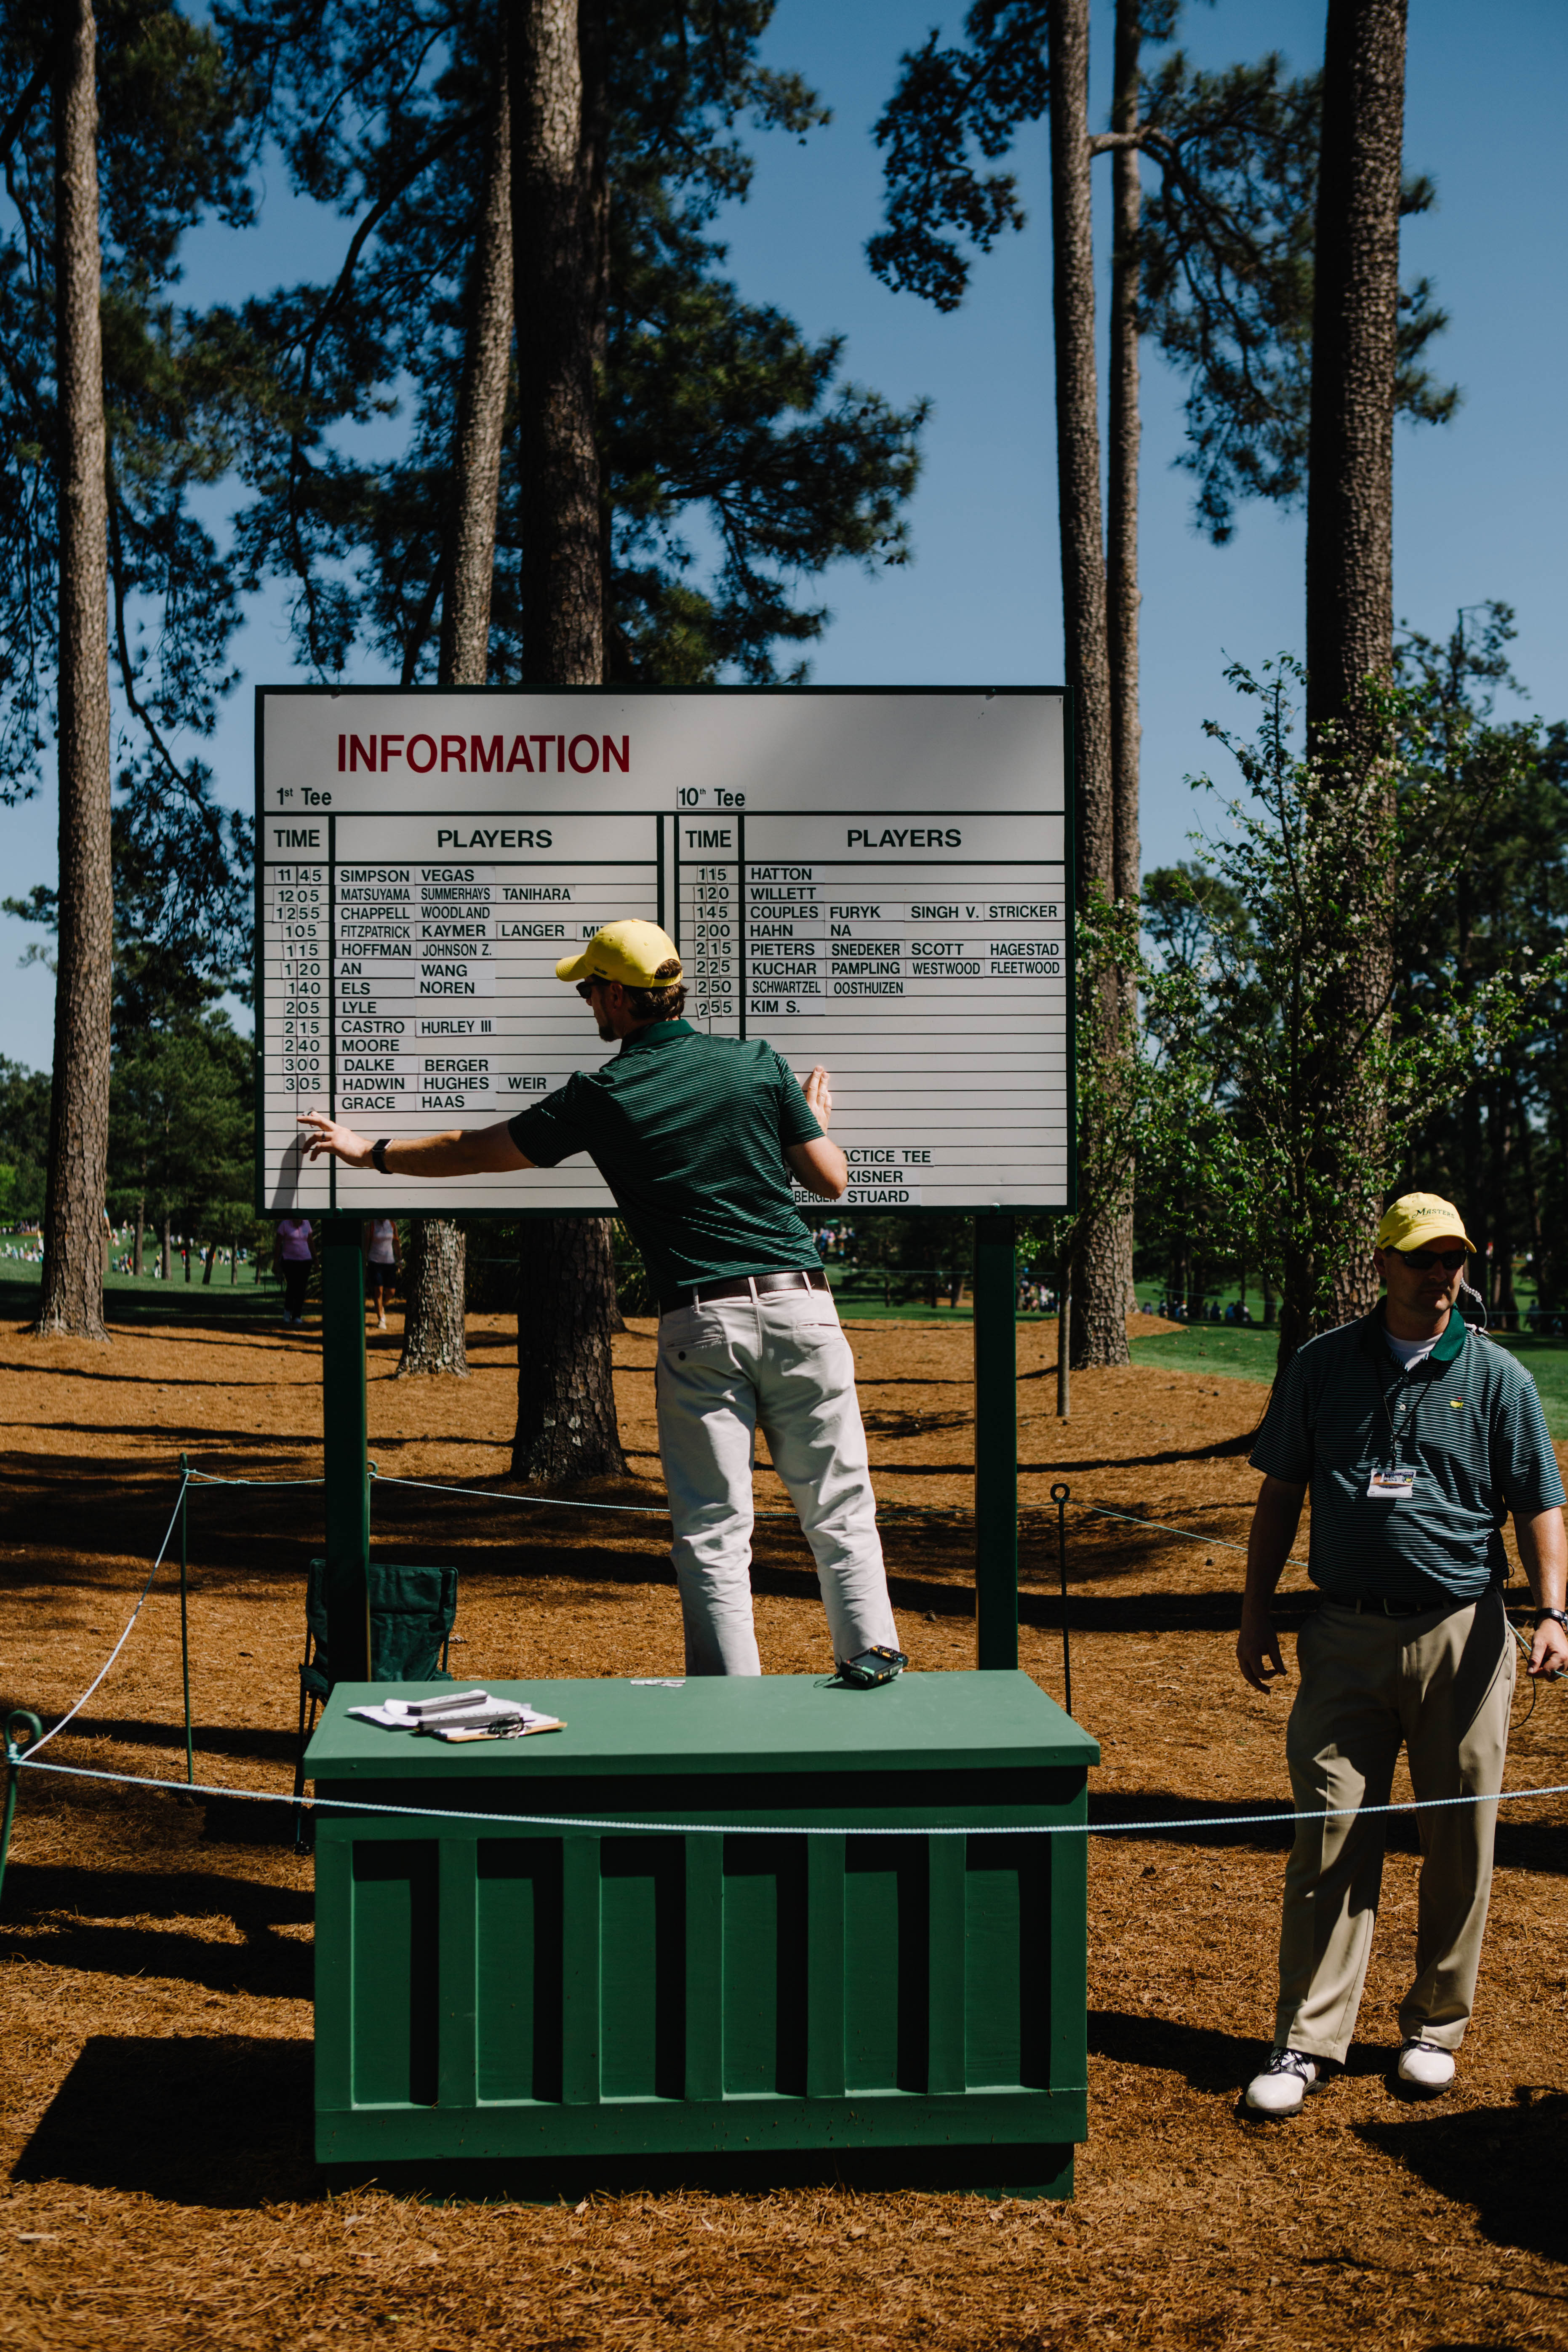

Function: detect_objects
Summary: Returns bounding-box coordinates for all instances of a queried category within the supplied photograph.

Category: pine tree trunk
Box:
[1304,0,1407,1335]
[33,0,111,1344]
[132,1197,143,1280]
[398,1216,470,1376]
[160,1210,171,1281]
[511,0,602,680]
[1106,0,1142,1322]
[508,0,624,1479]
[1107,0,1142,913]
[511,1213,625,1480]
[1047,0,1127,1370]
[438,30,512,688]
[399,32,515,1380]
[1306,0,1407,735]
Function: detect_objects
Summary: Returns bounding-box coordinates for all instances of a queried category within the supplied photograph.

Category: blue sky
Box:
[4,0,1565,1071]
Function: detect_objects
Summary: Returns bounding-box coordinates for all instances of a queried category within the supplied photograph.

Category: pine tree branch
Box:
[0,61,48,173]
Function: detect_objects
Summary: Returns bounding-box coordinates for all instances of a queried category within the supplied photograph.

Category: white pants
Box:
[654,1285,900,1675]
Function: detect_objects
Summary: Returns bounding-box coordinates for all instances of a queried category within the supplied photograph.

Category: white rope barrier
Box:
[17,1753,1568,1842]
[29,1475,191,1754]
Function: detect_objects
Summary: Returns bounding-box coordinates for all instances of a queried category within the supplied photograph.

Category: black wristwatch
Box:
[1534,1607,1568,1629]
[370,1137,391,1176]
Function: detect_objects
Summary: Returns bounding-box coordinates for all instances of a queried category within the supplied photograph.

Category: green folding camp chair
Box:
[293,1557,458,1806]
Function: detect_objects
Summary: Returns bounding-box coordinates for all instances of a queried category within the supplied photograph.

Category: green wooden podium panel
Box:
[305,1671,1098,2197]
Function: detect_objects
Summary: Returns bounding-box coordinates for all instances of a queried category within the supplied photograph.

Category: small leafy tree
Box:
[1141,659,1564,1368]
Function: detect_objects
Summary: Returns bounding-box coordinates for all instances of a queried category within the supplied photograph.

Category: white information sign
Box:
[256,688,1073,1216]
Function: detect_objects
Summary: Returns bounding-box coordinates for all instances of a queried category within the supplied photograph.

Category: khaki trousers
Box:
[1275,1588,1514,2064]
[655,1286,899,1676]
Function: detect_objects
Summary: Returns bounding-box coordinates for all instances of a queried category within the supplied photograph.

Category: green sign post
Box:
[973,1213,1019,1671]
[321,1221,372,1685]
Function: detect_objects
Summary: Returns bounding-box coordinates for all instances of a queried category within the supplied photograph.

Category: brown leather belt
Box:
[659,1267,830,1316]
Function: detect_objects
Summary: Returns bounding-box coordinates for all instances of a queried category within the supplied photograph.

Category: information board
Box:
[256,687,1072,1216]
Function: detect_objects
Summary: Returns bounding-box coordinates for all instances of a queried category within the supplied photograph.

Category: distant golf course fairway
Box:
[1130,1319,1568,1439]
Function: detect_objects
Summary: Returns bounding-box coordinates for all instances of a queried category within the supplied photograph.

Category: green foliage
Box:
[217,0,926,685]
[1139,656,1566,1355]
[1138,59,1457,544]
[1388,605,1568,1312]
[4,803,254,1039]
[1008,885,1143,1285]
[109,1011,252,1241]
[0,1057,50,1221]
[0,1,257,817]
[868,6,1455,542]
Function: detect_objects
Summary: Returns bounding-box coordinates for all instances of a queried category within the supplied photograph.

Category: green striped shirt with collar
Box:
[1249,1307,1565,1604]
[504,1017,825,1297]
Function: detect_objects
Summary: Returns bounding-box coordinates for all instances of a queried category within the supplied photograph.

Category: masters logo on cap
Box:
[1374,1192,1476,1256]
[555,920,683,989]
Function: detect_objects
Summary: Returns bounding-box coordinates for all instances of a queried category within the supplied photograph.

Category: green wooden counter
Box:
[304,1669,1099,2197]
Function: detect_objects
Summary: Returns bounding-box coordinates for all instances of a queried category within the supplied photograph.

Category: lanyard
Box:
[1378,1355,1432,1472]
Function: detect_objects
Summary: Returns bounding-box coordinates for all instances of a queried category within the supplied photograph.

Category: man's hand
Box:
[803,1066,833,1130]
[1528,1616,1568,1680]
[1237,1608,1287,1695]
[296,1112,530,1181]
[299,1112,371,1168]
[1516,1504,1568,1678]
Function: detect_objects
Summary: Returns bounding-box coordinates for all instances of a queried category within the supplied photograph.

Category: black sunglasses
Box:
[575,978,602,1000]
[1397,1247,1467,1272]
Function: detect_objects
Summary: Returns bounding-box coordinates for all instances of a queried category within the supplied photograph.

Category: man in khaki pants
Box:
[1238,1193,1567,2117]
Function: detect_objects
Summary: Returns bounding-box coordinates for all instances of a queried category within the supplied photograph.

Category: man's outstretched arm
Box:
[298,1111,533,1180]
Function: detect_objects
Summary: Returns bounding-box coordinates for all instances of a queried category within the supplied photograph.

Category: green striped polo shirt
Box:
[505,1017,825,1296]
[1250,1307,1565,1602]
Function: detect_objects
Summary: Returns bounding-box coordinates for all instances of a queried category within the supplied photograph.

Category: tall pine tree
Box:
[0,0,257,1336]
[219,0,924,1471]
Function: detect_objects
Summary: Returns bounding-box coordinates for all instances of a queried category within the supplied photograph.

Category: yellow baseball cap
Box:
[1374,1192,1476,1255]
[555,919,683,989]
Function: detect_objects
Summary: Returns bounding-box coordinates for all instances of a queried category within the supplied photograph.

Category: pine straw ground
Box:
[0,1304,1566,2351]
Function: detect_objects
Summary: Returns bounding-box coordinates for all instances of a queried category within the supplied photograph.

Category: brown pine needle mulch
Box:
[0,1304,1565,2349]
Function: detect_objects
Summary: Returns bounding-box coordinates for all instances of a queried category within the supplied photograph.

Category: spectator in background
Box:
[275,1217,315,1328]
[363,1216,401,1331]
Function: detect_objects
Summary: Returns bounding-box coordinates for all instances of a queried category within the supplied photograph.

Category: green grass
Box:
[828,1277,973,1323]
[1129,1323,1279,1384]
[1131,1318,1568,1439]
[1481,1329,1568,1438]
[0,1267,285,1329]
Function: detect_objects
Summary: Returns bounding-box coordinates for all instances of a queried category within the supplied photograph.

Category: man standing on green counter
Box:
[300,920,901,1679]
[1238,1192,1568,2118]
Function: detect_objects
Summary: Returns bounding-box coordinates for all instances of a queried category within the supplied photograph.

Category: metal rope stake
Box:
[1052,1480,1073,1718]
[0,1710,42,1912]
[178,1453,194,1785]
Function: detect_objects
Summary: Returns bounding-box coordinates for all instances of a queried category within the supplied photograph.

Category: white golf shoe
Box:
[1397,2040,1456,2092]
[1244,2047,1323,2117]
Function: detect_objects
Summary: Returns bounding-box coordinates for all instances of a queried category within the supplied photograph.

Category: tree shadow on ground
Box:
[51,1716,300,1768]
[1358,2091,1568,2265]
[1,1858,310,1927]
[1086,1792,1568,1874]
[13,2034,318,2203]
[0,1859,312,1997]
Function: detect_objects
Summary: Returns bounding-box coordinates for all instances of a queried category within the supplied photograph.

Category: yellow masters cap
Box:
[555,919,683,989]
[1374,1192,1476,1255]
